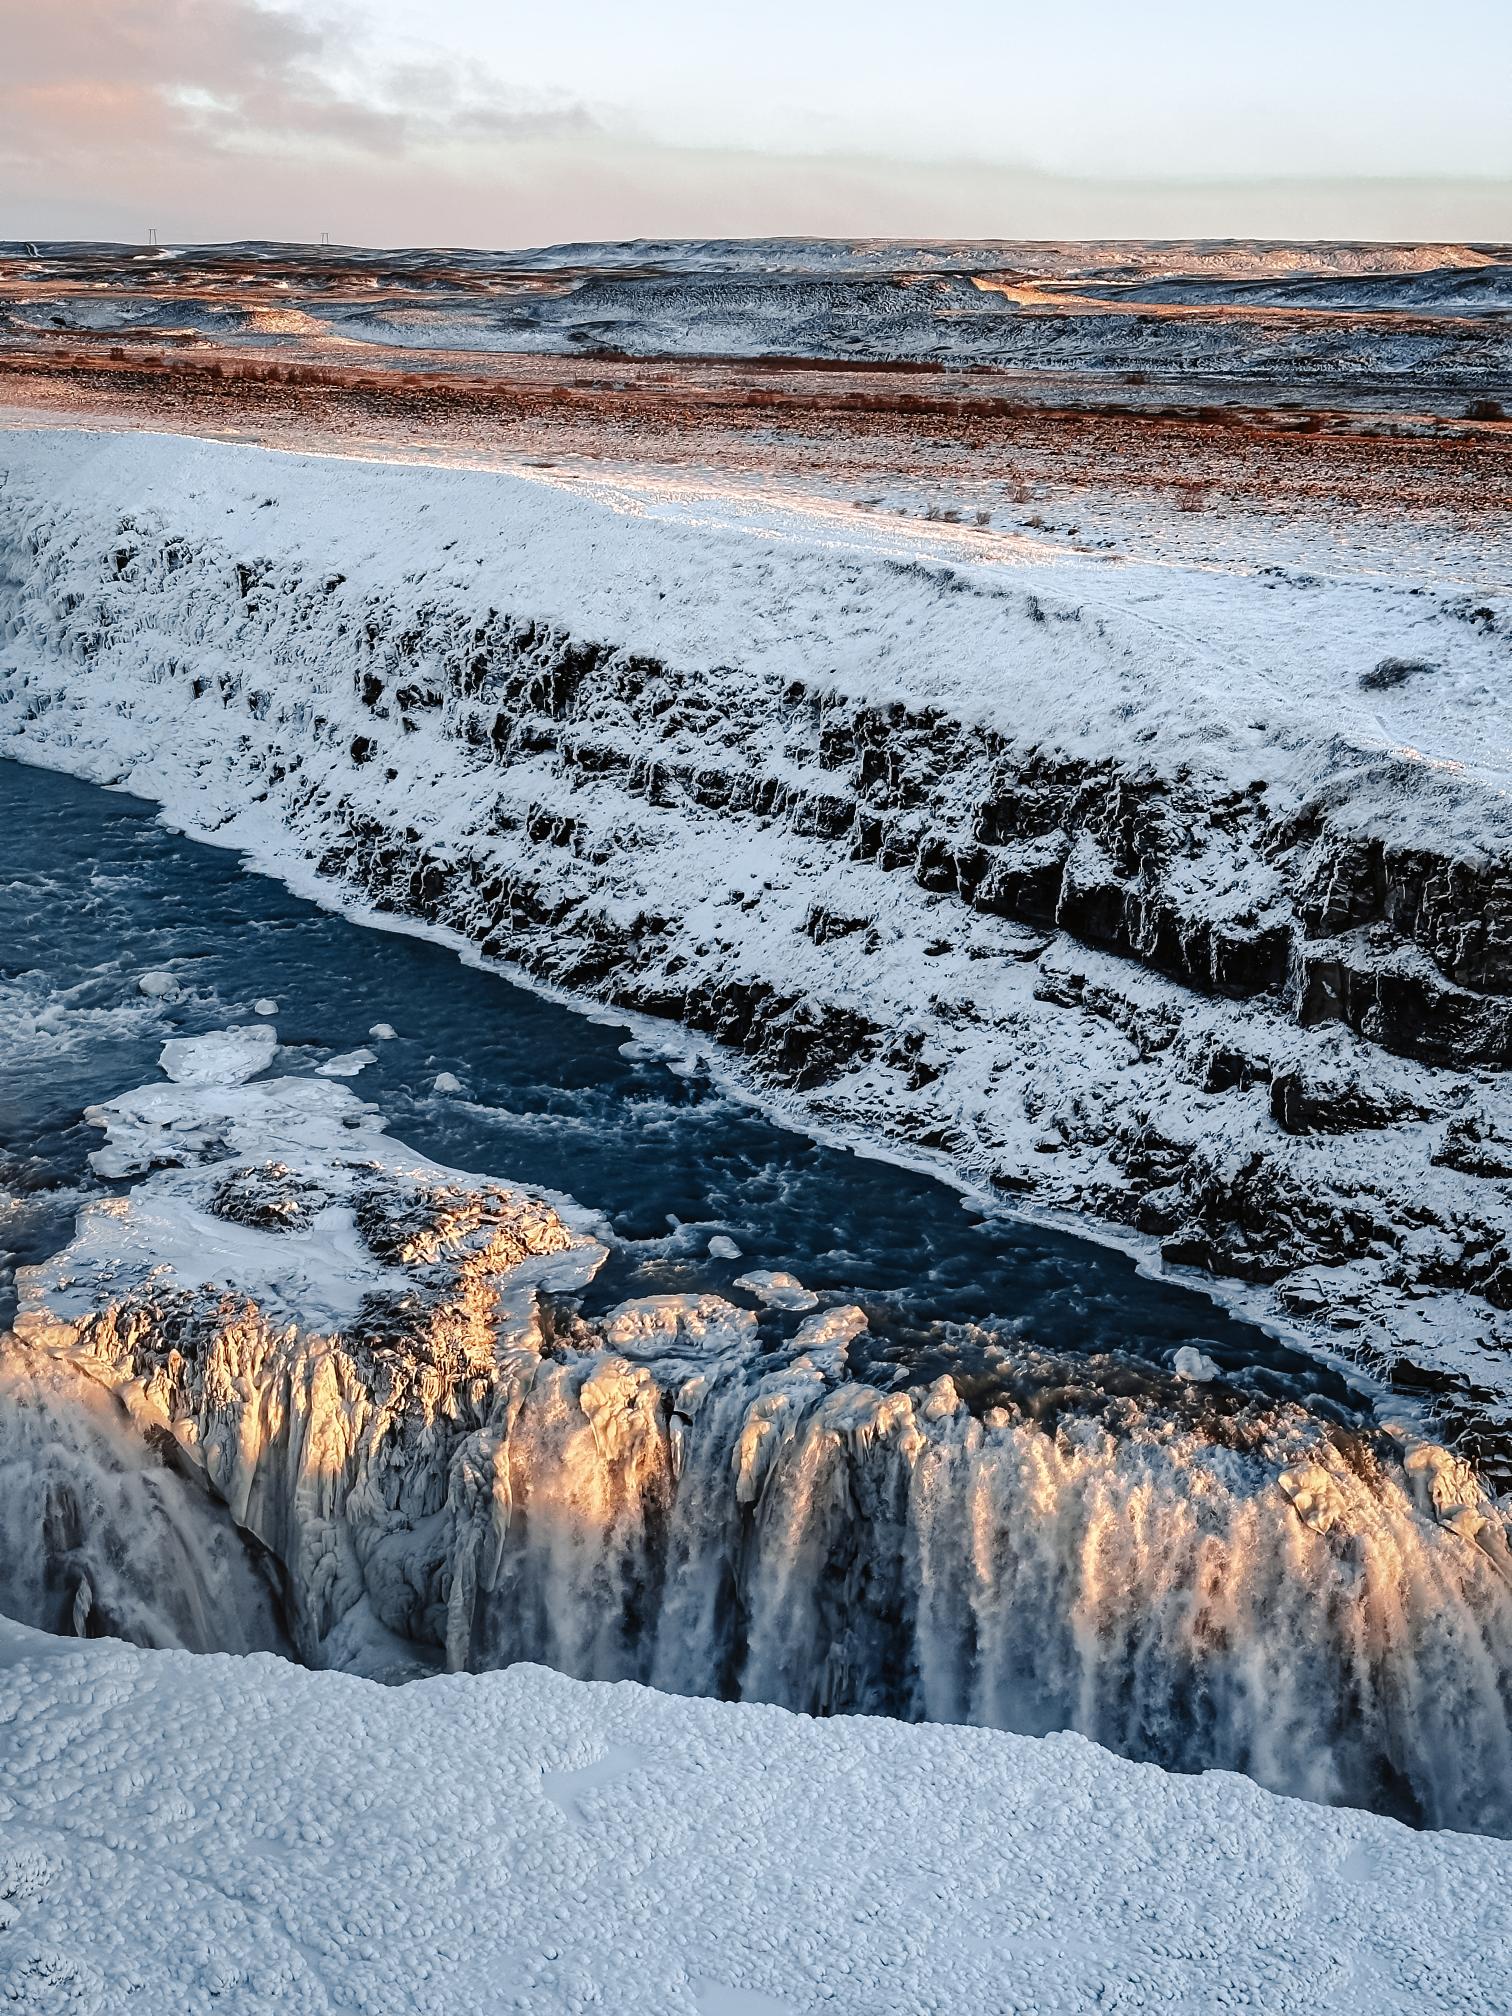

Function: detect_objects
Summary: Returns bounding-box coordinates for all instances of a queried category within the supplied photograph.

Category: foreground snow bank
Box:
[2,1620,1509,2016]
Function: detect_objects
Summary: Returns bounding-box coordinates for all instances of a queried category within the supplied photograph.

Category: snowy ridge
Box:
[8,237,1512,376]
[6,1618,1511,2016]
[3,428,1512,1446]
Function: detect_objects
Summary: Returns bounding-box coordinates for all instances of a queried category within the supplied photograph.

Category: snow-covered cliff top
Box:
[4,425,1508,808]
[2,1616,1508,2014]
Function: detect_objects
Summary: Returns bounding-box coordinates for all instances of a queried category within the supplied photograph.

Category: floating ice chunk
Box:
[733,1269,819,1312]
[792,1305,868,1349]
[158,1024,278,1087]
[432,1071,463,1094]
[317,1048,377,1079]
[253,997,279,1016]
[137,969,179,999]
[707,1234,743,1260]
[1174,1346,1220,1382]
[369,1023,398,1041]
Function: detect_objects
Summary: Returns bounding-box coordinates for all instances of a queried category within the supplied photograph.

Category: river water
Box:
[0,761,1343,1393]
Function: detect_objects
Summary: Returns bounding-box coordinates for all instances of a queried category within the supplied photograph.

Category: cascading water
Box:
[3,756,1512,1839]
[0,1347,290,1656]
[457,1314,1512,1834]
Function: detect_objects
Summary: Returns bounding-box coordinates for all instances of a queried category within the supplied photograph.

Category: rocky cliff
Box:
[4,428,1512,1461]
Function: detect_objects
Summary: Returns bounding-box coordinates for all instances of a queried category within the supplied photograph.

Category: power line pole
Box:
[147,226,158,248]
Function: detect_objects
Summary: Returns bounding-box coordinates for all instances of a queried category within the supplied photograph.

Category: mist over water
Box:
[4,758,1512,1834]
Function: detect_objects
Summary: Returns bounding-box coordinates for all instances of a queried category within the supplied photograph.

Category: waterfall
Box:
[7,1054,1511,1837]
[461,1320,1512,1835]
[0,1343,291,1659]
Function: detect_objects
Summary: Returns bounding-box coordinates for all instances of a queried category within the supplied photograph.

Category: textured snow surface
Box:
[2,1619,1509,2016]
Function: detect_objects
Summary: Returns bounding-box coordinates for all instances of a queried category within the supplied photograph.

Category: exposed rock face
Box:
[4,432,1512,1458]
[12,1038,1512,1832]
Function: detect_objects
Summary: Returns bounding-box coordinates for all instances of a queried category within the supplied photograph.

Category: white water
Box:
[0,1346,290,1657]
[461,1333,1512,1834]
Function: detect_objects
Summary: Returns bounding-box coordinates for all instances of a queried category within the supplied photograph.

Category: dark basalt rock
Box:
[1359,657,1436,692]
[210,1162,328,1234]
[1269,1069,1430,1137]
[443,621,1389,1024]
[1203,1046,1272,1095]
[1297,944,1512,1069]
[1160,1155,1394,1285]
[1434,1117,1512,1180]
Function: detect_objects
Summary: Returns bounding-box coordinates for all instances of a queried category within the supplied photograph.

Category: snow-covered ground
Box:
[1,426,1504,833]
[7,236,1512,378]
[3,1615,1510,2015]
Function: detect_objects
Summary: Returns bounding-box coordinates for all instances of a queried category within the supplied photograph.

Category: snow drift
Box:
[7,1615,1511,2015]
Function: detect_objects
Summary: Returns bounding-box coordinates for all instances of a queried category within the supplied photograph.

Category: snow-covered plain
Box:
[4,1614,1511,2016]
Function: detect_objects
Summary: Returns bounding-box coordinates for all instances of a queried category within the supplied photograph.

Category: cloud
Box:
[0,0,589,182]
[1,0,1507,247]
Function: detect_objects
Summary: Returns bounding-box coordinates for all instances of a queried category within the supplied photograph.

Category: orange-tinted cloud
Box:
[0,0,588,185]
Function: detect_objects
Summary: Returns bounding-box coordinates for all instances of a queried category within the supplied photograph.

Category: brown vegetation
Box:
[1,337,1508,528]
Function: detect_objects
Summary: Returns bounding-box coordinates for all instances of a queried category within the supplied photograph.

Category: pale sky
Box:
[3,0,1510,246]
[361,0,1512,182]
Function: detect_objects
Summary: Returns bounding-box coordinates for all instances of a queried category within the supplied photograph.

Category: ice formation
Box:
[314,1045,376,1077]
[732,1268,819,1311]
[0,1350,289,1657]
[7,1035,1512,1832]
[158,1023,279,1088]
[1173,1343,1220,1381]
